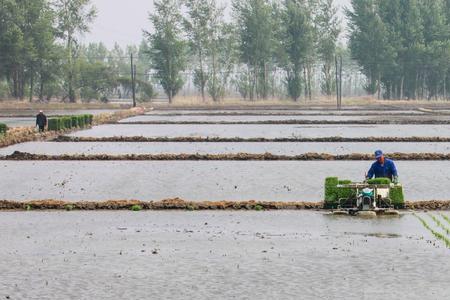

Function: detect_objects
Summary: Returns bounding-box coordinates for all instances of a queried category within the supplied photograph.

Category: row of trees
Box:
[347,0,450,100]
[0,0,155,102]
[2,0,449,102]
[148,0,341,102]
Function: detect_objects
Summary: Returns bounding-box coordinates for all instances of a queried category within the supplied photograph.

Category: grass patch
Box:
[130,205,142,211]
[414,213,450,248]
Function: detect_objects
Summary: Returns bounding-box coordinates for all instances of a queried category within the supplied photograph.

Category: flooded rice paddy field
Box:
[146,109,427,116]
[123,114,450,123]
[2,141,450,156]
[1,161,449,201]
[0,211,449,299]
[68,124,450,139]
[0,109,120,127]
[0,109,119,117]
[0,117,35,127]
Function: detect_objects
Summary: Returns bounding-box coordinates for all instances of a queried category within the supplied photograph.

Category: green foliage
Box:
[47,118,60,131]
[279,0,315,101]
[317,0,341,96]
[131,205,142,211]
[54,0,97,102]
[65,204,74,211]
[146,0,186,103]
[254,204,264,211]
[347,0,450,100]
[389,186,405,208]
[233,0,276,100]
[367,178,391,185]
[71,116,78,127]
[0,123,7,135]
[47,114,93,131]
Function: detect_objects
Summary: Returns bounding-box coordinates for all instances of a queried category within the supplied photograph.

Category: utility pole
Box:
[335,55,340,109]
[339,55,343,109]
[130,53,136,107]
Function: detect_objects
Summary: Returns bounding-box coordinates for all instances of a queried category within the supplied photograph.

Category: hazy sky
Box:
[82,0,351,48]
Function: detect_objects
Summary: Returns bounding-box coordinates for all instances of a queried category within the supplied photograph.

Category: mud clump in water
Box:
[5,151,450,161]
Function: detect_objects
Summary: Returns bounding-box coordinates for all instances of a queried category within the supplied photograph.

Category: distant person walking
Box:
[36,110,47,132]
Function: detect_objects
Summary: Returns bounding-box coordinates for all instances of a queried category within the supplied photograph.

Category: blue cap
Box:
[375,150,383,158]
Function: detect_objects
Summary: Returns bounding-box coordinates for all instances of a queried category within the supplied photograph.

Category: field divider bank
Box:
[4,151,450,161]
[0,199,449,211]
[54,136,450,143]
[0,107,145,149]
[116,120,450,125]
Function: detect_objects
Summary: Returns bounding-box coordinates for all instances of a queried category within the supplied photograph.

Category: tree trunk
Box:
[29,67,34,102]
[199,49,205,102]
[400,76,404,100]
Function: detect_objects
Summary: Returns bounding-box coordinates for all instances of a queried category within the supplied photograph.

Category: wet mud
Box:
[5,151,450,161]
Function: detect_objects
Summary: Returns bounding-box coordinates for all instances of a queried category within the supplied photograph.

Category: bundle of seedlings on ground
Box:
[0,123,7,135]
[47,114,93,131]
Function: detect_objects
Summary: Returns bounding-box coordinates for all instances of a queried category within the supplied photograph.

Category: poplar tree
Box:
[146,0,186,103]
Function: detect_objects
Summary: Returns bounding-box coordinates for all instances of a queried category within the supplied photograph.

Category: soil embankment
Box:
[0,199,448,211]
[5,151,450,161]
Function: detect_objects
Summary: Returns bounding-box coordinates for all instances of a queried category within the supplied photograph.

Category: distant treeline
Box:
[1,0,449,102]
[347,0,450,100]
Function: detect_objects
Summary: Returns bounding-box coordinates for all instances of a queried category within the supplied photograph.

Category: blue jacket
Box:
[367,158,398,180]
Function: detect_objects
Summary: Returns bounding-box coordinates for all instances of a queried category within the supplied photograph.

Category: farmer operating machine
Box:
[324,177,404,216]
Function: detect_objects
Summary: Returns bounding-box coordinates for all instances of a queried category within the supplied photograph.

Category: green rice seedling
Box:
[65,204,74,211]
[254,204,264,211]
[367,178,391,184]
[71,116,79,128]
[428,213,450,235]
[77,115,85,128]
[389,186,405,209]
[0,123,7,135]
[25,204,32,211]
[47,118,59,131]
[186,205,197,211]
[441,214,450,226]
[62,117,72,129]
[131,205,142,211]
[414,213,450,248]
